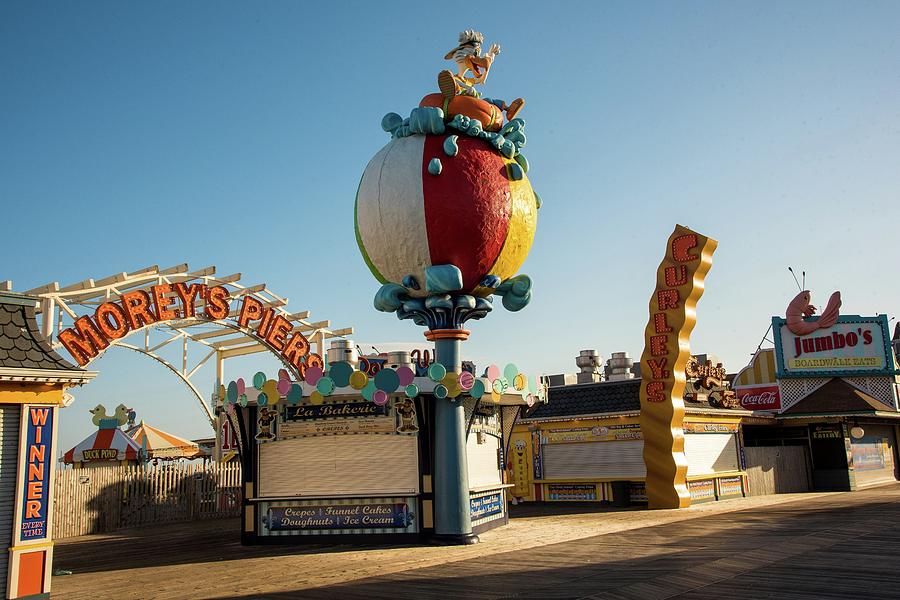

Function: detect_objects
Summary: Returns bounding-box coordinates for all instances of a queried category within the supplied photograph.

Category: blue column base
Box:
[429,533,480,545]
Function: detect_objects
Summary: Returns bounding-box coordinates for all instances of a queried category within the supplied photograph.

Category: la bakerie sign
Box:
[773,315,891,377]
[59,284,317,376]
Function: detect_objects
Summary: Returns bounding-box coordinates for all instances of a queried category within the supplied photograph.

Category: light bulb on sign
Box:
[850,426,865,439]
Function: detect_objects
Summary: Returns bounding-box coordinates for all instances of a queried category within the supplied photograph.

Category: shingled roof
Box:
[0,292,94,383]
[526,379,642,419]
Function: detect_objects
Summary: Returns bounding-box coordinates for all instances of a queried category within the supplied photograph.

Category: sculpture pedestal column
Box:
[426,328,479,545]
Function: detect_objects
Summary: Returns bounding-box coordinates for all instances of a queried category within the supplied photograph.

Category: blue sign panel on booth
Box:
[20,406,53,541]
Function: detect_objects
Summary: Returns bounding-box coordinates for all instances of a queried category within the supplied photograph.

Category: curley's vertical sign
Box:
[639,224,717,509]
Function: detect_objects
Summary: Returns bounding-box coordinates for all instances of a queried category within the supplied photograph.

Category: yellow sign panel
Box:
[639,224,717,509]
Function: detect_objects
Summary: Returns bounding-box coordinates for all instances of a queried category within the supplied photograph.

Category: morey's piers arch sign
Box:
[5,264,352,426]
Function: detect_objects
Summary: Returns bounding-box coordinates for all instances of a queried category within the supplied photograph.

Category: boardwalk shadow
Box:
[54,486,900,599]
[210,490,900,600]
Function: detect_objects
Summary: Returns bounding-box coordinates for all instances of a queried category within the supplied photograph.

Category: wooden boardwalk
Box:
[52,484,900,599]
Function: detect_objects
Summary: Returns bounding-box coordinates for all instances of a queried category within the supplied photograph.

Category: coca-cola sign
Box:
[736,385,780,411]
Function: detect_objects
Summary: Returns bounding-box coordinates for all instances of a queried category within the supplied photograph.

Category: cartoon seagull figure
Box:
[437,29,524,121]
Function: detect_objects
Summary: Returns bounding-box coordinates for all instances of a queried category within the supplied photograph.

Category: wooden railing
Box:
[53,462,242,539]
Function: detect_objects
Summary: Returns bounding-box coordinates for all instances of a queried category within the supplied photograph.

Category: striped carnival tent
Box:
[126,421,208,460]
[63,427,142,464]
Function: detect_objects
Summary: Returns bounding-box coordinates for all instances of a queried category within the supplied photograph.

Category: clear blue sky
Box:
[2,2,898,453]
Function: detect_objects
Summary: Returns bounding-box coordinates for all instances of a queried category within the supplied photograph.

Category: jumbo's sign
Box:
[639,224,717,510]
[58,285,317,377]
[773,315,893,378]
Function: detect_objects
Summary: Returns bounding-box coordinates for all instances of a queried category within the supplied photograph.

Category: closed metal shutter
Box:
[543,441,646,479]
[851,425,897,488]
[467,433,501,489]
[0,406,21,589]
[684,433,739,476]
[258,435,419,498]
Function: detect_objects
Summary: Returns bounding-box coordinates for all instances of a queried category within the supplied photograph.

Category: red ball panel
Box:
[421,135,511,291]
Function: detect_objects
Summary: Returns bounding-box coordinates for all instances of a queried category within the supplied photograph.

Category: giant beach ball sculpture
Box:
[356,106,540,321]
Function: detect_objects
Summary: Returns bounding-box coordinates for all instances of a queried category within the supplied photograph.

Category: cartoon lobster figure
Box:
[785,290,842,336]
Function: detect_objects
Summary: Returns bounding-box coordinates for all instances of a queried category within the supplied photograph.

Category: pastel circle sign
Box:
[490,388,501,403]
[361,381,377,401]
[492,378,507,394]
[278,368,290,381]
[504,363,519,383]
[470,379,486,399]
[257,392,268,406]
[405,384,419,398]
[236,378,246,396]
[239,394,248,407]
[441,371,459,388]
[397,366,415,387]
[309,390,324,405]
[226,381,238,404]
[373,390,389,406]
[514,373,527,391]
[287,384,302,405]
[374,368,401,393]
[528,375,538,394]
[253,371,267,390]
[263,380,279,402]
[277,378,292,396]
[458,371,475,391]
[447,383,462,398]
[428,363,447,382]
[486,365,501,381]
[329,362,353,388]
[350,370,369,390]
[305,366,324,386]
[316,377,335,396]
[218,385,226,404]
[434,384,448,399]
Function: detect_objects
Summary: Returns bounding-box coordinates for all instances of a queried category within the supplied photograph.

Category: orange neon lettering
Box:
[121,290,158,329]
[237,296,263,328]
[646,381,666,403]
[654,313,672,334]
[672,234,699,263]
[650,335,668,357]
[95,301,131,339]
[204,286,230,320]
[647,358,670,379]
[664,265,688,287]
[257,308,274,339]
[657,289,680,311]
[59,316,109,366]
[265,315,292,352]
[151,284,179,321]
[283,332,310,367]
[173,283,205,318]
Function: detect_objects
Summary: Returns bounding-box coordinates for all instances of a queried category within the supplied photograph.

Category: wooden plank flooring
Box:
[52,484,900,599]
